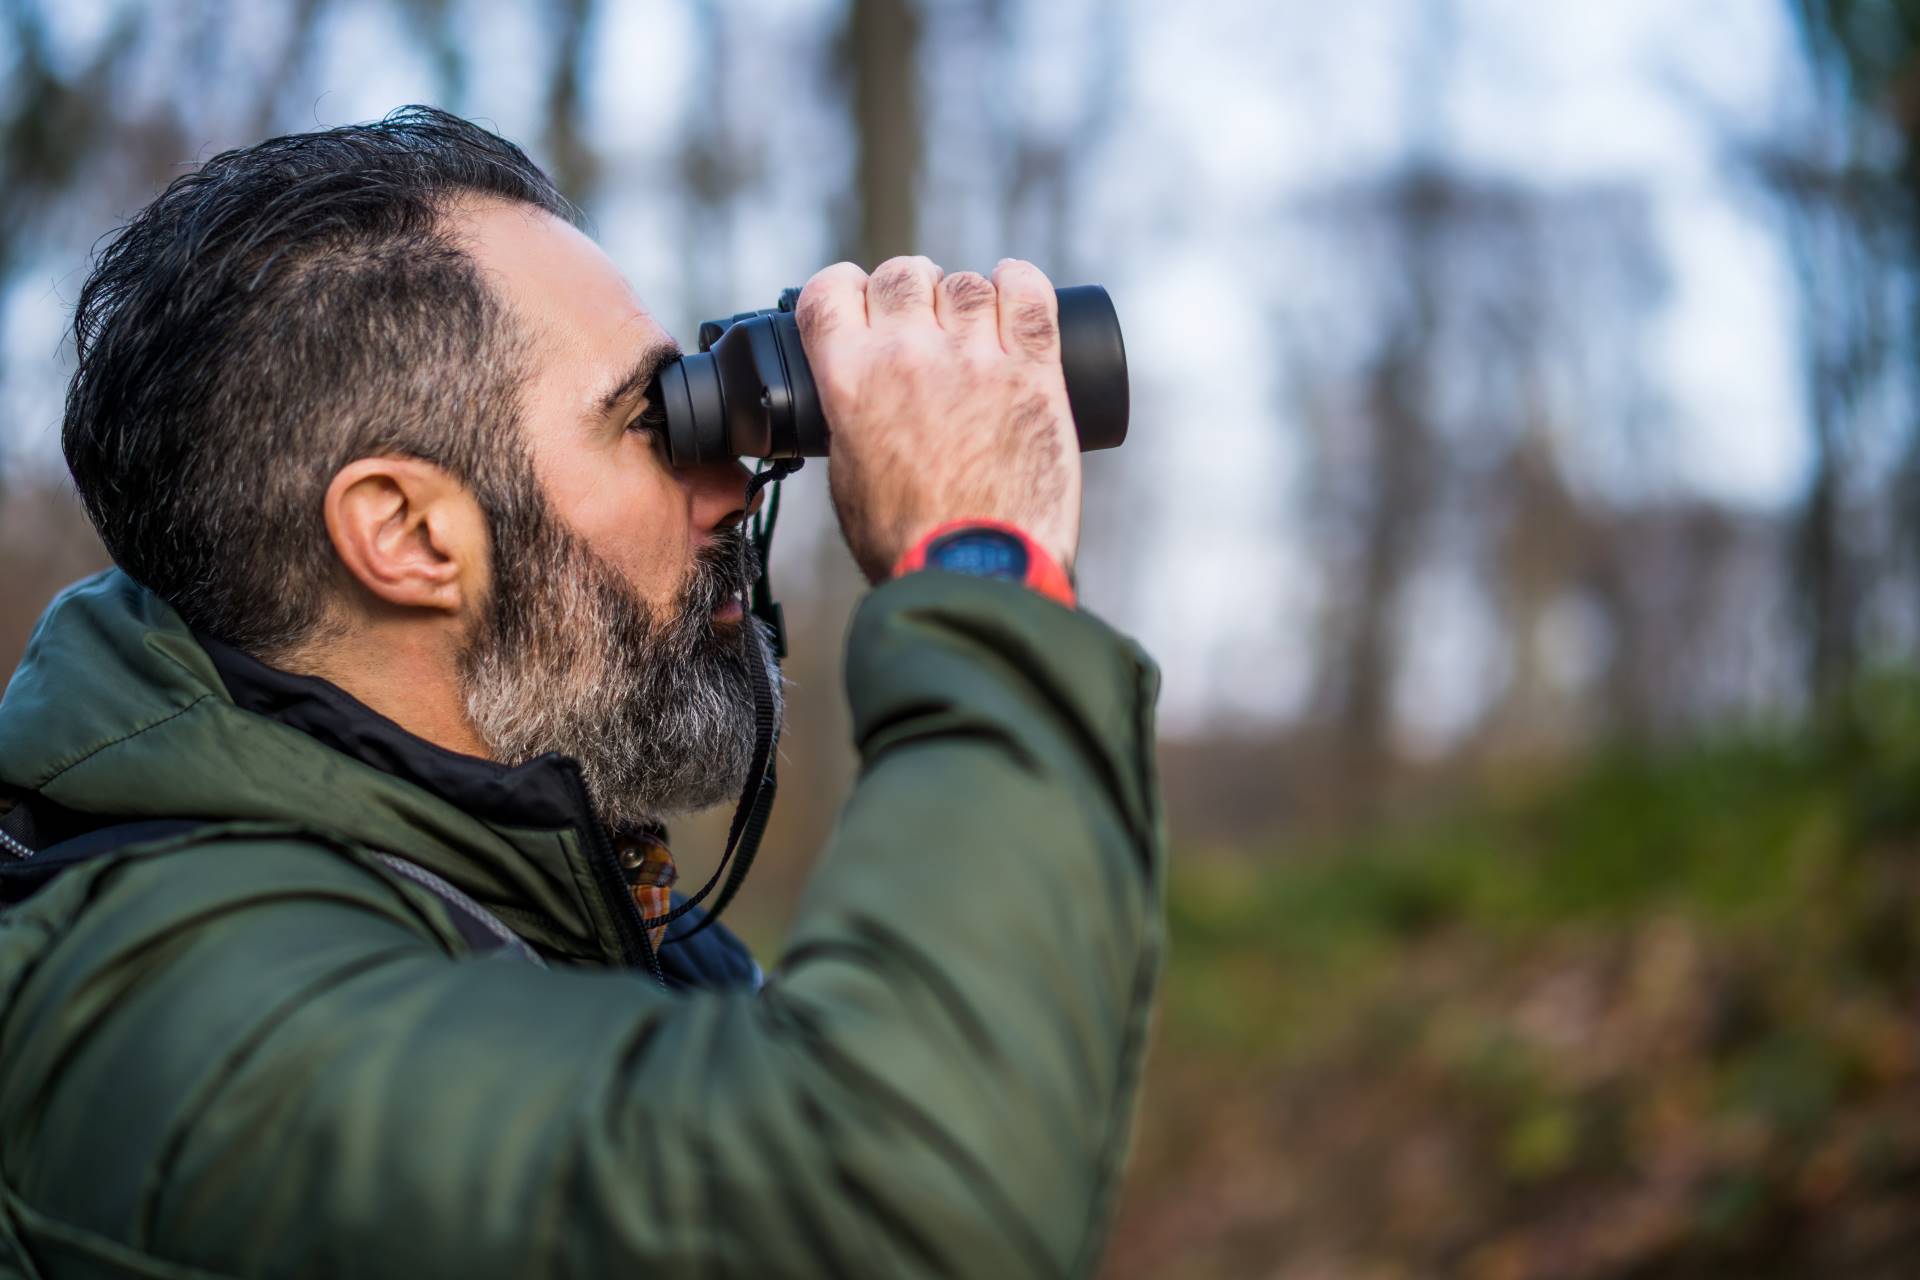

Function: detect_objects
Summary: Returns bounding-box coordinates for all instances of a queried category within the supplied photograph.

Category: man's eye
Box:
[627,401,667,440]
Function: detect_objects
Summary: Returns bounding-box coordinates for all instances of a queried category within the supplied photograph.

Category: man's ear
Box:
[323,456,488,615]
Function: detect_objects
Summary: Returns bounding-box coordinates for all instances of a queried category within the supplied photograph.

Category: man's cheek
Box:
[601,527,682,613]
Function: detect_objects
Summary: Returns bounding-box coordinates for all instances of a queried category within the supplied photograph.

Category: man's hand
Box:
[794,255,1083,583]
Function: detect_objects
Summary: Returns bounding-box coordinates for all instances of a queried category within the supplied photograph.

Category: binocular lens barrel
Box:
[653,284,1129,468]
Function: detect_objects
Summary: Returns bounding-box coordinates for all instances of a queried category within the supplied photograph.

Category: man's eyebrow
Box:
[593,338,683,419]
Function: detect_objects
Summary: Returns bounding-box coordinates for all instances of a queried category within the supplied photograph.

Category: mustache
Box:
[683,526,759,615]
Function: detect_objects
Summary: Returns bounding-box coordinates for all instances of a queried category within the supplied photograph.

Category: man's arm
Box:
[766,569,1163,1275]
[2,574,1160,1280]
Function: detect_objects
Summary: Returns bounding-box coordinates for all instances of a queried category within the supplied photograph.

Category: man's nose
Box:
[681,458,762,534]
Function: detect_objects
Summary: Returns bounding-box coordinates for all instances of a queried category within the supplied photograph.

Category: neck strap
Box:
[647,458,796,942]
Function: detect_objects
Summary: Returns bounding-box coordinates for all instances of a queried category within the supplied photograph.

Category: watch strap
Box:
[891,519,1076,608]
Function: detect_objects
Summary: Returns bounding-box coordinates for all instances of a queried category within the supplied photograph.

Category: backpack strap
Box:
[0,808,757,987]
[368,851,545,968]
[0,819,204,903]
[0,816,543,968]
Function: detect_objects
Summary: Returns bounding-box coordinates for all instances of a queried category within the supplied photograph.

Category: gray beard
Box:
[457,484,779,829]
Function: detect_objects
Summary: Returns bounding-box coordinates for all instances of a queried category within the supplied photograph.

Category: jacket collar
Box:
[198,634,653,969]
[0,572,644,969]
[200,636,585,830]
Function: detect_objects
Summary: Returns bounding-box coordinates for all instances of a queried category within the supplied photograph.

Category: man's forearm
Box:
[768,572,1165,1275]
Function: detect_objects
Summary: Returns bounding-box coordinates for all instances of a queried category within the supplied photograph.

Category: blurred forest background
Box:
[8,0,1920,1275]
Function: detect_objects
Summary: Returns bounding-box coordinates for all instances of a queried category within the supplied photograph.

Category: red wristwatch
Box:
[891,520,1077,608]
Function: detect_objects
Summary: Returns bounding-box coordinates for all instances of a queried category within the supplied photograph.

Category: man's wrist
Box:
[890,520,1077,608]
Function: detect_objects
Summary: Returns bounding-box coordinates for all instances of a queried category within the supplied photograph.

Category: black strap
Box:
[665,631,778,945]
[643,460,792,945]
[643,611,779,942]
[655,893,762,989]
[746,459,800,660]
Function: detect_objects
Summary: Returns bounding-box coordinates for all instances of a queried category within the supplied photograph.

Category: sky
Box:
[0,0,1823,735]
[1079,0,1813,731]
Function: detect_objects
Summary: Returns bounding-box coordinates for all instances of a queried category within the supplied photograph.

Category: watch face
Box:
[927,528,1030,581]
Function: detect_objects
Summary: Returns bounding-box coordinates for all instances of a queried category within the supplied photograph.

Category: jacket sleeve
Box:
[2,574,1164,1280]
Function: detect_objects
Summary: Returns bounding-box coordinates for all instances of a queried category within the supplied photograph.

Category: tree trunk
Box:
[842,0,921,265]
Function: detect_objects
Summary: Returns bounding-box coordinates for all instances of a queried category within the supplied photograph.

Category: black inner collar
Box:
[199,634,584,830]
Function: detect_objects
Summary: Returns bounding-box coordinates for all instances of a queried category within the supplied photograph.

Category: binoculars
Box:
[650,284,1130,467]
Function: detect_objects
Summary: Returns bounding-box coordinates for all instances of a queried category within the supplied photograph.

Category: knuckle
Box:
[874,254,933,282]
[803,261,861,296]
[797,265,863,339]
[996,260,1055,301]
[941,271,996,314]
[870,262,934,309]
[794,293,834,341]
[890,253,940,274]
[1010,299,1058,354]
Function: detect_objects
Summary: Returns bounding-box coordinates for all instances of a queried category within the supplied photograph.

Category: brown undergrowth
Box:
[1106,686,1920,1278]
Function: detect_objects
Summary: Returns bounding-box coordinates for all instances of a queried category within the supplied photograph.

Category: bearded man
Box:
[0,108,1162,1279]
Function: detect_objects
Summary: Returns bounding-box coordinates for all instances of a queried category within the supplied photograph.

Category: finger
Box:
[991,257,1060,361]
[934,270,999,347]
[795,261,871,349]
[866,255,943,329]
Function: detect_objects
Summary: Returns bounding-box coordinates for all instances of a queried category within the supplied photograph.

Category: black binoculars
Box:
[650,284,1129,467]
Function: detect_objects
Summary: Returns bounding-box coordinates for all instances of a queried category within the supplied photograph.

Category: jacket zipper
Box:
[560,763,666,988]
[0,827,34,862]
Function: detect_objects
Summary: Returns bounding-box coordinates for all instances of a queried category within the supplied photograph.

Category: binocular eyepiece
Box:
[650,284,1129,467]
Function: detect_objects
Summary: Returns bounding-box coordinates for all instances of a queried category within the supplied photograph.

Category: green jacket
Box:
[0,569,1163,1279]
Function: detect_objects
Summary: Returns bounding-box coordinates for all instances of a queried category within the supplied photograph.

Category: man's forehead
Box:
[447,196,669,374]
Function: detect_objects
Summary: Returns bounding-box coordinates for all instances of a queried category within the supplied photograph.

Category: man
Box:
[0,108,1162,1279]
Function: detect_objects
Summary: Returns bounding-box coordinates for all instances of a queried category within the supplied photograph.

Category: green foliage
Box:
[1169,708,1905,972]
[1122,682,1920,1277]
